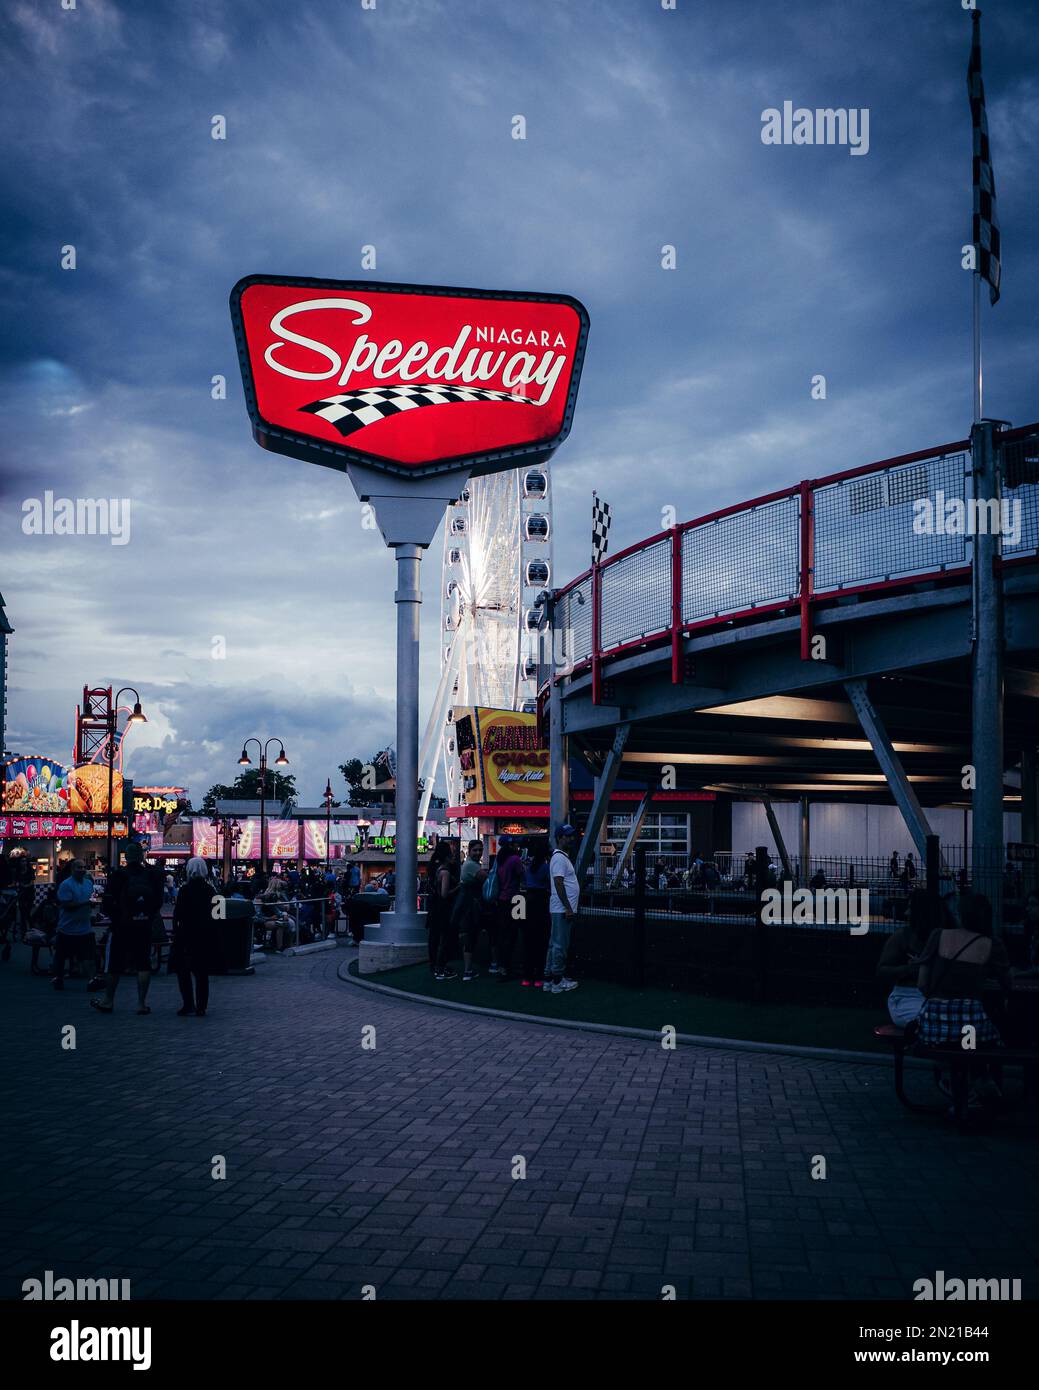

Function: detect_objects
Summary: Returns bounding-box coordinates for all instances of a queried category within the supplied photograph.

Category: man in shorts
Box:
[92,842,164,1015]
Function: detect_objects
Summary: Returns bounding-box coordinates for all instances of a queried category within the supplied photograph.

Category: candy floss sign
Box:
[230,277,589,479]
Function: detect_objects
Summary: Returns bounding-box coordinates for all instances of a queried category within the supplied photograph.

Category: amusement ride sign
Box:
[451,707,549,807]
[231,276,589,941]
[230,277,588,479]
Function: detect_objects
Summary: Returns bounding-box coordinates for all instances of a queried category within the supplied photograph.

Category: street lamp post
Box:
[107,687,147,868]
[238,737,289,879]
[211,813,242,882]
[323,778,334,873]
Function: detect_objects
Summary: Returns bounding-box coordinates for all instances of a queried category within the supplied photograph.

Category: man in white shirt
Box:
[545,824,580,995]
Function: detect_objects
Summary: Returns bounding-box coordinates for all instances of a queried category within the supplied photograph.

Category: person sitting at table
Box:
[1022,891,1039,970]
[914,891,1012,1108]
[876,888,945,1027]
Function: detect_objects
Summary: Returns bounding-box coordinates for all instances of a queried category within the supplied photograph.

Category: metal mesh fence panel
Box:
[1002,432,1039,557]
[556,577,592,666]
[813,452,969,592]
[681,495,800,623]
[599,538,672,650]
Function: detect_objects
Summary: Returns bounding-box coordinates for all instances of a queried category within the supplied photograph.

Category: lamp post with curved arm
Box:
[238,737,289,877]
[107,687,147,868]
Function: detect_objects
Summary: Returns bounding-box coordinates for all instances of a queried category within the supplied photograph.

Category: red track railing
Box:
[550,423,1039,703]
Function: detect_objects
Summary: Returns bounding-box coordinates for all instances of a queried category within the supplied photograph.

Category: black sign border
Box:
[229,275,590,480]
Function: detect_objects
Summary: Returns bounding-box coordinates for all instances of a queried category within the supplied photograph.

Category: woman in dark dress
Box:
[425,840,459,981]
[170,856,218,1016]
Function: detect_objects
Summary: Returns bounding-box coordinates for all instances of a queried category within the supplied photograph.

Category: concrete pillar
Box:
[1021,745,1038,845]
[1021,744,1038,894]
[549,597,569,835]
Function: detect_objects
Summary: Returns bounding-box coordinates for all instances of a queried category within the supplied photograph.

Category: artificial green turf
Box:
[351,960,888,1053]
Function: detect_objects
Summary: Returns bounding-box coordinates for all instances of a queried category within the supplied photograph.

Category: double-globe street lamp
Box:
[323,778,334,873]
[210,813,242,879]
[107,687,147,868]
[237,737,289,878]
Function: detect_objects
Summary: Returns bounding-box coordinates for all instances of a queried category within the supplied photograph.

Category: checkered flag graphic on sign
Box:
[300,384,535,438]
[592,493,612,565]
[967,12,1001,305]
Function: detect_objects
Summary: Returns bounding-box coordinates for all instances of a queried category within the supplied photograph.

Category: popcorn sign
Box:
[230,277,589,479]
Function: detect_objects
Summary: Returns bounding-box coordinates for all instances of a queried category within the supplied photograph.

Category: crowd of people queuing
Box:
[424,824,582,994]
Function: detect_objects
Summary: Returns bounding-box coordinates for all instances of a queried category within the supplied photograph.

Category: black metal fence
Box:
[571,844,1037,1006]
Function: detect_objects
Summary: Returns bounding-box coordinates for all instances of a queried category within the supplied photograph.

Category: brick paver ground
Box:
[2,946,1038,1300]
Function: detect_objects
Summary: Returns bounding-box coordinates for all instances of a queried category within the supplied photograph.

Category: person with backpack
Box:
[92,843,164,1015]
[451,839,487,982]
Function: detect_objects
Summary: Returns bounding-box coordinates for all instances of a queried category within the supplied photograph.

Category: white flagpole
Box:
[973,269,982,423]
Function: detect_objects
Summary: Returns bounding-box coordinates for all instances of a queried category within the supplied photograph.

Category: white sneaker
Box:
[542,980,559,995]
[557,977,579,991]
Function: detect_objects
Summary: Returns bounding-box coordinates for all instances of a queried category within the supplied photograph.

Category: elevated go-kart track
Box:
[548,423,1039,813]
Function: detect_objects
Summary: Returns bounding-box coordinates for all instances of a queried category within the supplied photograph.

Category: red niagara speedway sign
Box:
[230,277,590,479]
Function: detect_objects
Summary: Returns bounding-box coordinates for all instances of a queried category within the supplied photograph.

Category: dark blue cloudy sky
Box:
[1,0,1037,804]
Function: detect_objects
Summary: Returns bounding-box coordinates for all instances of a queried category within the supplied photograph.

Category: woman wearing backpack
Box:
[450,839,486,982]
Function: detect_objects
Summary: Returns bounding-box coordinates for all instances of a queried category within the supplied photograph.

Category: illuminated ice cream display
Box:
[2,757,71,813]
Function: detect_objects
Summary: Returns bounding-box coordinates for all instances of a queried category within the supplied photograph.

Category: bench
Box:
[873,1023,1039,1126]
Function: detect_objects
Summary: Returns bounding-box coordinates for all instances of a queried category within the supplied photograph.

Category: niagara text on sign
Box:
[230,278,589,479]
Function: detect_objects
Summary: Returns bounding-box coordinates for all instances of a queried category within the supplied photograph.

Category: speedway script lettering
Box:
[231,277,589,479]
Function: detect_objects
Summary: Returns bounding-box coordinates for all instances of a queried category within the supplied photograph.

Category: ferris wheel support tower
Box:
[418,464,554,827]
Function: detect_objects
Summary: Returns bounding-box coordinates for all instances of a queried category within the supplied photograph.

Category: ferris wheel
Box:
[417,464,553,823]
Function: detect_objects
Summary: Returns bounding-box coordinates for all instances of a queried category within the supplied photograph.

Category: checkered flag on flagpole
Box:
[592,492,612,565]
[968,11,1001,305]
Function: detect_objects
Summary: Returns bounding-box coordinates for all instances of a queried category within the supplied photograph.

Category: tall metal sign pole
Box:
[231,277,589,952]
[970,419,1004,928]
[340,460,474,941]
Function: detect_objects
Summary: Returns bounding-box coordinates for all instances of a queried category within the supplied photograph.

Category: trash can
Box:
[215,896,256,975]
[346,889,389,943]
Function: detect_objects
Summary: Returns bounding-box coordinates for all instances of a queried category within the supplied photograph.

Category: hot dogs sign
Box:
[230,277,589,480]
